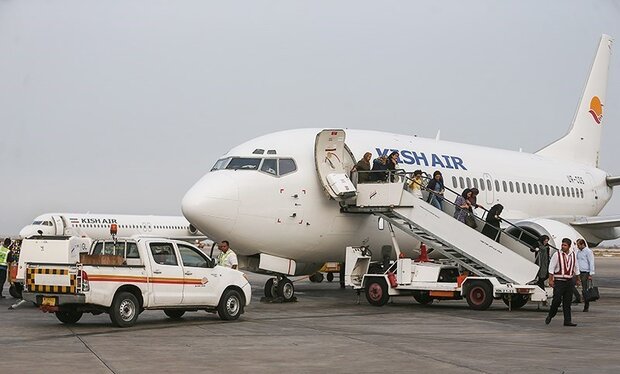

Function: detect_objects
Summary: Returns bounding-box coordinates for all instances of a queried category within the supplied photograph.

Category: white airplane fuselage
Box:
[182,128,612,273]
[19,213,205,242]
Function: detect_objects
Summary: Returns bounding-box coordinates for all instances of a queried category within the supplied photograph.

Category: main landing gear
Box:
[263,275,296,303]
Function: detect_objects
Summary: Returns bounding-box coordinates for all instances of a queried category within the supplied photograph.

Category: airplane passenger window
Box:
[539,184,544,195]
[571,187,575,198]
[522,183,527,193]
[150,243,178,266]
[452,176,457,188]
[580,189,584,198]
[279,159,297,176]
[534,184,539,195]
[495,180,500,192]
[527,183,532,194]
[486,180,492,191]
[551,186,555,196]
[561,186,565,197]
[479,178,485,191]
[466,178,472,188]
[473,178,478,190]
[502,181,507,192]
[509,181,514,193]
[515,182,520,193]
[260,158,278,175]
[211,158,231,171]
[178,245,210,268]
[545,185,549,195]
[459,177,465,189]
[556,186,560,196]
[226,158,262,170]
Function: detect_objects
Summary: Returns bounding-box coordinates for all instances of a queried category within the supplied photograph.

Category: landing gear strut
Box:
[263,275,296,302]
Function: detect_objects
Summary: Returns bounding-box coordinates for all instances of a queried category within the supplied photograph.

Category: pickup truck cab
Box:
[22,236,251,327]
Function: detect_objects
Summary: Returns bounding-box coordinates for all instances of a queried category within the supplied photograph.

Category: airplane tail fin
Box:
[536,34,613,167]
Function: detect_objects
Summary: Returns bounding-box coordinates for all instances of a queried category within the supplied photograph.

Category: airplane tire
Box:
[365,278,389,306]
[164,310,186,319]
[326,273,334,282]
[465,281,493,311]
[264,278,277,298]
[277,278,295,302]
[502,294,529,309]
[55,310,83,324]
[412,290,433,305]
[109,292,140,327]
[9,283,23,299]
[217,289,243,321]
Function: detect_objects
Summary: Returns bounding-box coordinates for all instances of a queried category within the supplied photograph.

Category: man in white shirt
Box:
[545,238,580,327]
[576,239,595,312]
[216,240,238,269]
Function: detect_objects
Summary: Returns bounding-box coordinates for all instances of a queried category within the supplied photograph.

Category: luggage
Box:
[584,280,600,302]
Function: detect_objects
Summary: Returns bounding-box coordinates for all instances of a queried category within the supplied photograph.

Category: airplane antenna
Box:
[435,130,441,141]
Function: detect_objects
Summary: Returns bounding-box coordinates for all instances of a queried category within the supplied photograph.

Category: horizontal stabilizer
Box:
[607,176,620,187]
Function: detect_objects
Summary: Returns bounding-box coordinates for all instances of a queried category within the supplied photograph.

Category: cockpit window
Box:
[260,159,277,175]
[42,221,53,226]
[32,221,43,225]
[226,158,262,170]
[279,158,297,176]
[211,158,231,171]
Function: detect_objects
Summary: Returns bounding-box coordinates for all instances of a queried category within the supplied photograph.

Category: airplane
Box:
[19,213,207,242]
[182,34,620,300]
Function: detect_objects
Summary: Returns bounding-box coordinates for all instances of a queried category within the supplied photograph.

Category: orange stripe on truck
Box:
[89,274,203,285]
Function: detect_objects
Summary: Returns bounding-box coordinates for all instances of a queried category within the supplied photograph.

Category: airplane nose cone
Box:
[182,173,239,239]
[19,226,35,239]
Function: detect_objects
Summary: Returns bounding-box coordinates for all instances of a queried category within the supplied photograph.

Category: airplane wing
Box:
[570,215,620,242]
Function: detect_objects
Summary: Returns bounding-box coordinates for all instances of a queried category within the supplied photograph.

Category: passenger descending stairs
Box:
[343,192,539,285]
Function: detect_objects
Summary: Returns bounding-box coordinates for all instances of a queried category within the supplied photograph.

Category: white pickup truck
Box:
[22,237,251,327]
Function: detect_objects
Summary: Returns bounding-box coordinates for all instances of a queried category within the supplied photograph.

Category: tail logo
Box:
[588,96,603,124]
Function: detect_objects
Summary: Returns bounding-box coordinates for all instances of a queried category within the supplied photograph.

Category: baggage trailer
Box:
[345,246,547,310]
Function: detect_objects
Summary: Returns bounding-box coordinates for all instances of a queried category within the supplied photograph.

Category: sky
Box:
[1,1,619,243]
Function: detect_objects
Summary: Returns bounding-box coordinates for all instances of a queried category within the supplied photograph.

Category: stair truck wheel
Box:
[502,294,529,309]
[217,289,243,321]
[55,310,83,324]
[264,278,277,298]
[277,277,295,302]
[109,291,140,327]
[326,272,334,282]
[412,290,433,305]
[164,310,186,319]
[465,280,494,310]
[365,278,389,306]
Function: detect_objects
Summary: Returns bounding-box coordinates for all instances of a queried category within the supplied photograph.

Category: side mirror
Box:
[208,258,216,268]
[377,218,384,231]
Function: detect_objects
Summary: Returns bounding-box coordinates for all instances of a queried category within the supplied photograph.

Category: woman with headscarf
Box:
[353,152,372,183]
[426,170,445,210]
[481,204,503,242]
[453,189,472,223]
[530,234,551,289]
[386,151,399,182]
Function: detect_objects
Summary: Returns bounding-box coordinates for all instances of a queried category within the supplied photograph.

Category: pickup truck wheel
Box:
[217,289,243,321]
[465,281,494,311]
[365,278,389,306]
[110,292,140,327]
[9,283,23,299]
[55,310,83,324]
[164,310,186,320]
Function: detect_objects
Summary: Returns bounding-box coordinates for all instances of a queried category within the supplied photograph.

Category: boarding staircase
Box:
[314,129,541,286]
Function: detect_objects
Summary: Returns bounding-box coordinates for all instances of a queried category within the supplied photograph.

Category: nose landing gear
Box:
[263,275,296,303]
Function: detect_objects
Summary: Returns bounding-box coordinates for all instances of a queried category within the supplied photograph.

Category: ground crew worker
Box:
[576,238,595,312]
[545,238,580,327]
[0,238,11,299]
[216,240,238,269]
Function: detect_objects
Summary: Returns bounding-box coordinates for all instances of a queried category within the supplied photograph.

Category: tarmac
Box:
[1,257,619,374]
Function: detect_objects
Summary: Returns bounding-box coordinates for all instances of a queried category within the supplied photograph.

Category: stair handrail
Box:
[398,171,560,252]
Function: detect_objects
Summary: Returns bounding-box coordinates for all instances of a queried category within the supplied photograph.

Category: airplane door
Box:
[314,129,357,200]
[585,172,599,211]
[51,215,65,235]
[483,173,494,205]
